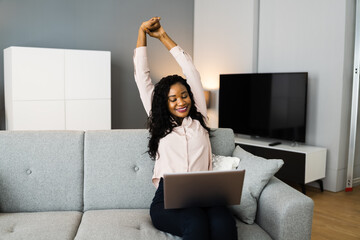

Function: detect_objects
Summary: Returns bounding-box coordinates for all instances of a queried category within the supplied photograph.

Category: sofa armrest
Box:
[256,177,314,240]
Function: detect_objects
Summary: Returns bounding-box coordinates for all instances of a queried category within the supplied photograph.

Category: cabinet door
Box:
[65,50,111,100]
[12,101,65,130]
[9,47,64,101]
[65,99,111,130]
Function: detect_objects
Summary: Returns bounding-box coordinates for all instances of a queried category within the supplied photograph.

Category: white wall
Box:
[258,0,355,192]
[194,0,356,192]
[194,0,259,127]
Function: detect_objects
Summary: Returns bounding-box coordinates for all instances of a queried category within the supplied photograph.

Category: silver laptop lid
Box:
[163,170,245,209]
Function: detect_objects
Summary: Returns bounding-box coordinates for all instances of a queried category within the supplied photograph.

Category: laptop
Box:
[163,170,245,209]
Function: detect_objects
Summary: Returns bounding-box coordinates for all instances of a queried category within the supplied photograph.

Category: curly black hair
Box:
[146,74,210,160]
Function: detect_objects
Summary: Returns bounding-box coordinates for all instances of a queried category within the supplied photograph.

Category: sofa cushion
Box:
[212,154,240,171]
[74,209,181,240]
[0,131,84,212]
[83,130,156,210]
[74,209,271,240]
[0,211,82,240]
[231,146,284,224]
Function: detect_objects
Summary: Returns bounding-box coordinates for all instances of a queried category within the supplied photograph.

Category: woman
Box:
[133,17,238,240]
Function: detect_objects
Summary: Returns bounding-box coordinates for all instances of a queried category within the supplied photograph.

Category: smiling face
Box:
[167,82,192,124]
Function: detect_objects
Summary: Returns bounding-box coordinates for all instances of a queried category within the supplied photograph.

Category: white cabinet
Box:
[235,136,327,193]
[4,46,111,130]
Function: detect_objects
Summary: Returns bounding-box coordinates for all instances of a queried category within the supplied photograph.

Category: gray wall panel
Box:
[0,0,194,129]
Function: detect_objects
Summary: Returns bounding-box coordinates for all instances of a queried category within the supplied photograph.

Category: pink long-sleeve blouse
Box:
[133,45,212,188]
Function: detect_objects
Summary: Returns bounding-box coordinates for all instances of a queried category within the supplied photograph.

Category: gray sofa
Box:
[0,128,314,240]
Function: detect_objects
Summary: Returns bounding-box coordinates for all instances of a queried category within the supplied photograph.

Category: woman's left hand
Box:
[141,17,161,34]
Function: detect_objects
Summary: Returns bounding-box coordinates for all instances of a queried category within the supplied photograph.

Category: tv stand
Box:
[235,136,327,194]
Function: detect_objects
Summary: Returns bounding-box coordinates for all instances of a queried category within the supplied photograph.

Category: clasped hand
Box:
[141,17,164,38]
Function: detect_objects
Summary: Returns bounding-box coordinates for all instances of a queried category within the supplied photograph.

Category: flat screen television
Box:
[219,72,308,143]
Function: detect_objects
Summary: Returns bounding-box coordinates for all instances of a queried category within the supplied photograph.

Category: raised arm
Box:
[136,17,161,48]
[169,46,207,118]
[148,22,207,117]
[134,17,161,116]
[147,25,177,51]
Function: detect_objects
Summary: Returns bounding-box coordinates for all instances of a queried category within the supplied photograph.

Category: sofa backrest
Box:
[0,131,84,213]
[210,128,236,156]
[83,128,235,210]
[0,128,235,212]
[83,129,154,211]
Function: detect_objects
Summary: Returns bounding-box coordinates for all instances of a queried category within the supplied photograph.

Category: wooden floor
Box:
[303,185,360,240]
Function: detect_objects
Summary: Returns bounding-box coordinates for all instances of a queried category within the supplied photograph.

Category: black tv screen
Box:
[219,72,308,143]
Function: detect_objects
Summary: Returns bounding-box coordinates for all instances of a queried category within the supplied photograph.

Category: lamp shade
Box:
[204,90,210,108]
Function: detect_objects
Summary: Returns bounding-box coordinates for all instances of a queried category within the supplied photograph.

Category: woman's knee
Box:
[207,206,238,240]
[182,208,210,240]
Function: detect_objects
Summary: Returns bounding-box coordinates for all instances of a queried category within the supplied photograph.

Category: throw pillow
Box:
[231,145,284,224]
[212,154,240,171]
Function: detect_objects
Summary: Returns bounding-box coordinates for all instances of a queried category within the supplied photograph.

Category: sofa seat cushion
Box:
[0,211,82,240]
[75,209,272,240]
[75,209,181,240]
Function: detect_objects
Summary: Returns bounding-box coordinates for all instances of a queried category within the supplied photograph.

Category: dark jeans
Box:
[150,178,238,240]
